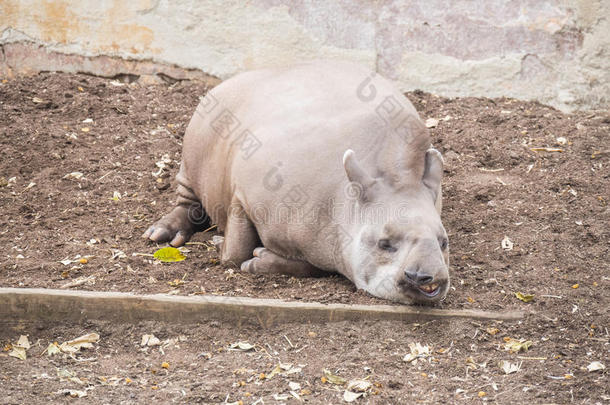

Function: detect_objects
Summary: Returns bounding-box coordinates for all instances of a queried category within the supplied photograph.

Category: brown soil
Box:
[0,72,608,403]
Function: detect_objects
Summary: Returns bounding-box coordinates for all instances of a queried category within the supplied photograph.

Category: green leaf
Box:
[153,247,186,262]
[515,292,535,303]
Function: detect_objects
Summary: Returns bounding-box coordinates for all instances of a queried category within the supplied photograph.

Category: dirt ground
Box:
[0,72,608,404]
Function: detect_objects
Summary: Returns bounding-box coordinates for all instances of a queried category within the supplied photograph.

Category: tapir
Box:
[143,60,450,304]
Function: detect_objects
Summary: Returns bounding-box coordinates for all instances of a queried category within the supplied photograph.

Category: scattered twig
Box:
[265,343,278,356]
[284,335,294,348]
[530,147,563,153]
[494,384,529,400]
[60,276,95,289]
[96,171,114,181]
[71,356,98,362]
[202,225,217,233]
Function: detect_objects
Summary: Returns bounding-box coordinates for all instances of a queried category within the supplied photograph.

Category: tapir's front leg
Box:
[143,165,209,246]
[241,248,326,277]
[219,199,260,267]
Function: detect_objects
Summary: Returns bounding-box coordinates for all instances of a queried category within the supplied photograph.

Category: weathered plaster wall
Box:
[1,0,608,111]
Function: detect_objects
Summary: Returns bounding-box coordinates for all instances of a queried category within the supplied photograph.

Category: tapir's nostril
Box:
[405,270,434,285]
[404,270,417,281]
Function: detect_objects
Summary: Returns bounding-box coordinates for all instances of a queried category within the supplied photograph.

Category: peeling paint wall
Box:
[1,0,608,111]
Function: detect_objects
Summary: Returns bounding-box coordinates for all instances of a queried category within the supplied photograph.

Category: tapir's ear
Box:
[422,148,443,201]
[343,149,375,200]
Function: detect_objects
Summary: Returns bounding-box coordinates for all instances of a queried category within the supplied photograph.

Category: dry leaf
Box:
[141,334,161,347]
[9,347,27,360]
[499,360,521,374]
[152,154,172,177]
[265,365,281,380]
[58,333,100,354]
[66,333,99,348]
[343,390,364,402]
[16,335,31,349]
[587,361,605,372]
[57,389,87,398]
[403,342,431,363]
[323,369,347,385]
[63,172,84,180]
[425,118,439,128]
[229,342,255,351]
[110,249,126,260]
[466,356,486,370]
[347,379,372,392]
[501,236,513,250]
[504,338,532,353]
[273,394,290,401]
[46,342,61,356]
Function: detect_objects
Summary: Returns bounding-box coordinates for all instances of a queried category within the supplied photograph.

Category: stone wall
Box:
[1,0,608,111]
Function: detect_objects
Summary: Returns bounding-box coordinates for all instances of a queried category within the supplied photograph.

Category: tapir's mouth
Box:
[397,278,447,303]
[417,283,440,297]
[396,275,448,304]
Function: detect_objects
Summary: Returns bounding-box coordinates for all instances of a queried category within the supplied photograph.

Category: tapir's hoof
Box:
[142,224,191,247]
[241,247,270,274]
[240,257,257,272]
[143,207,197,247]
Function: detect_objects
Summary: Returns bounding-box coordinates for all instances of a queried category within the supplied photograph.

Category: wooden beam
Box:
[0,288,524,327]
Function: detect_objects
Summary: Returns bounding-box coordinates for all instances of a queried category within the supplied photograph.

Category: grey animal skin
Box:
[144,60,450,305]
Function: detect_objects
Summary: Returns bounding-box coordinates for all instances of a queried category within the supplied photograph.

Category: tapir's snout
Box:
[404,267,434,285]
[392,234,450,303]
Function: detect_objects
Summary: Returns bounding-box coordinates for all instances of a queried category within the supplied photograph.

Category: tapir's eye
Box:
[439,237,448,250]
[378,239,396,252]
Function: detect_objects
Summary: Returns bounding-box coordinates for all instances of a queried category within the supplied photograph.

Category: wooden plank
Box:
[0,288,524,326]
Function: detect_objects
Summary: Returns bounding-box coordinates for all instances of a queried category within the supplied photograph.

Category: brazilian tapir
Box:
[144,60,450,304]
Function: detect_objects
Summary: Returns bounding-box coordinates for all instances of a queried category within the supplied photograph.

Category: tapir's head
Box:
[342,148,450,305]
